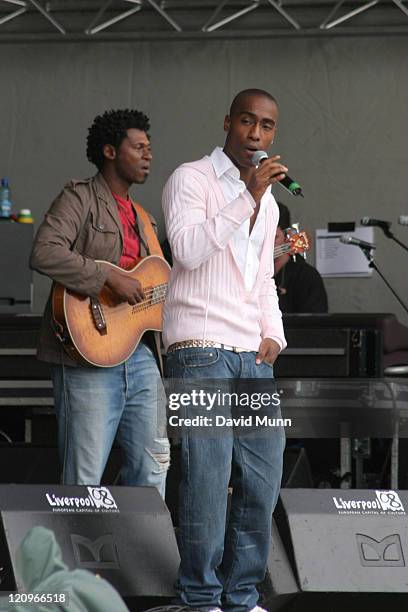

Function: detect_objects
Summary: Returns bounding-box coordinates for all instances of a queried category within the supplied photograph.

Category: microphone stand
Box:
[359,246,408,315]
[380,226,408,253]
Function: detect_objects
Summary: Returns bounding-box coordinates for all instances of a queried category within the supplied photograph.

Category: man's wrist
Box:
[263,336,283,352]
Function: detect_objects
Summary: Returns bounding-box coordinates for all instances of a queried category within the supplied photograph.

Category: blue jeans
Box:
[165,348,285,612]
[52,342,169,497]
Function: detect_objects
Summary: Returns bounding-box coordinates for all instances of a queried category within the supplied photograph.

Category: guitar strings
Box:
[96,284,168,317]
[274,240,307,257]
[274,244,294,257]
[274,245,290,257]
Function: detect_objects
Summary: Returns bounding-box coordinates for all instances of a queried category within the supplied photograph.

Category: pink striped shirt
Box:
[162,156,286,352]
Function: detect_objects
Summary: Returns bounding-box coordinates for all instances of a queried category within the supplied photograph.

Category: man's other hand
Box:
[256,338,280,366]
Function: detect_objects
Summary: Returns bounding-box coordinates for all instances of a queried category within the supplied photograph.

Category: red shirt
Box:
[112,193,140,269]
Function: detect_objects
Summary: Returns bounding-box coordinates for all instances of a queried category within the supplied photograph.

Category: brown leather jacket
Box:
[30,172,161,368]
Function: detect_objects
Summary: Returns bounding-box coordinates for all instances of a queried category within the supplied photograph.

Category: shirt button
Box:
[98,224,105,230]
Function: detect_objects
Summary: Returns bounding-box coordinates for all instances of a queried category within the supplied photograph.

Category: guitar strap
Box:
[131,201,165,375]
[131,201,163,257]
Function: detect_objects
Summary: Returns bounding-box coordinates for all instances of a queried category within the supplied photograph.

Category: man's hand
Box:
[247,155,288,204]
[256,338,280,366]
[105,267,145,305]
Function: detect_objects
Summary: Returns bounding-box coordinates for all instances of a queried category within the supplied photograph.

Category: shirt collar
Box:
[210,146,241,181]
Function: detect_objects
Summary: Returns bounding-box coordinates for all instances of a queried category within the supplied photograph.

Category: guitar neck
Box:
[274,243,293,259]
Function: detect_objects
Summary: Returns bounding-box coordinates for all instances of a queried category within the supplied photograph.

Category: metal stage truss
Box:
[1,0,408,41]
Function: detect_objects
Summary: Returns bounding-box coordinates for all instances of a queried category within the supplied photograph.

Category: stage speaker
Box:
[0,485,179,601]
[260,488,408,611]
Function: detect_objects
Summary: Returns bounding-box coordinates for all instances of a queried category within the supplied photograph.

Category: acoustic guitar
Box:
[52,255,170,368]
[52,230,309,368]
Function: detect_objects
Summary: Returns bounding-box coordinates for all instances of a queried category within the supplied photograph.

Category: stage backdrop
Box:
[0,37,407,323]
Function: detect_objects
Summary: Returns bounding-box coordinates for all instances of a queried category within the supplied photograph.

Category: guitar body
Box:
[52,255,170,368]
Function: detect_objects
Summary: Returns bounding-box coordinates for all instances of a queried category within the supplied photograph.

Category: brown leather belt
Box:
[166,339,253,353]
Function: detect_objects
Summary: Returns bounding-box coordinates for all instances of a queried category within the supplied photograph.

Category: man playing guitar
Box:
[30,109,169,494]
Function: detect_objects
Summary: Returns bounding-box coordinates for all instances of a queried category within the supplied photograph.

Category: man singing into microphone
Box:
[163,89,287,611]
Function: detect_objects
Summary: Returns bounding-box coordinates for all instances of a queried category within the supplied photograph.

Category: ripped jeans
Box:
[52,342,169,497]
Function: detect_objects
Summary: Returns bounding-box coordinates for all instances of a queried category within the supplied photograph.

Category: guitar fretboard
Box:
[274,243,294,258]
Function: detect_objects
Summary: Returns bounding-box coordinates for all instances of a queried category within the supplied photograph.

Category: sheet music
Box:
[315,226,374,277]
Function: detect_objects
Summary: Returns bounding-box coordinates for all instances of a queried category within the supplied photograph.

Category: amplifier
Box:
[275,315,384,378]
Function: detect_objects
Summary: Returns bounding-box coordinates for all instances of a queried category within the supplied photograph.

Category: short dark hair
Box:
[277,201,291,229]
[229,88,278,117]
[86,109,150,170]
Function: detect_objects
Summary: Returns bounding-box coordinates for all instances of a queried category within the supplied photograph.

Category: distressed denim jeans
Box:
[52,342,169,497]
[165,347,285,612]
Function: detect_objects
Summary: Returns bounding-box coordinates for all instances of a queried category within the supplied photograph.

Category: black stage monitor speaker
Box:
[277,488,408,593]
[0,485,179,599]
[259,489,408,611]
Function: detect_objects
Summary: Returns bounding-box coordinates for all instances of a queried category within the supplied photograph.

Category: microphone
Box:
[251,150,304,197]
[398,216,408,226]
[340,235,376,250]
[361,217,391,230]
